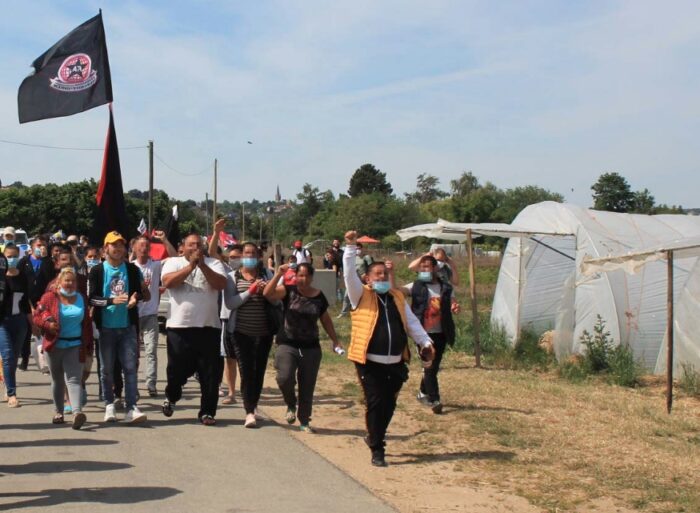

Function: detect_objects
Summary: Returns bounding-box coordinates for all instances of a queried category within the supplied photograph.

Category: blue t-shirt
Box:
[102,261,129,329]
[29,255,42,274]
[57,294,84,349]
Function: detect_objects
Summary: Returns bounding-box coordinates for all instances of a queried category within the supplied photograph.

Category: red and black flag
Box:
[18,12,112,123]
[94,105,128,242]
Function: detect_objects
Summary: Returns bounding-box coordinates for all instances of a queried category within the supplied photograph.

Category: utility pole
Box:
[148,140,154,232]
[242,203,245,241]
[213,158,218,222]
[205,192,210,236]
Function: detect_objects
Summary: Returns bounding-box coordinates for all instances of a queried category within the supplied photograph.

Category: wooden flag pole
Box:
[213,158,218,223]
[466,229,481,368]
[666,250,674,414]
[148,140,154,232]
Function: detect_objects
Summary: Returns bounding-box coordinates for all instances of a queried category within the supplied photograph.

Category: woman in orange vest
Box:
[342,230,435,467]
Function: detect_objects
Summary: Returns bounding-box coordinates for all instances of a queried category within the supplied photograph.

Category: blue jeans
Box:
[99,326,139,409]
[0,314,29,397]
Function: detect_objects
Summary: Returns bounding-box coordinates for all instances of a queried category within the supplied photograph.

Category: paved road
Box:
[0,336,395,513]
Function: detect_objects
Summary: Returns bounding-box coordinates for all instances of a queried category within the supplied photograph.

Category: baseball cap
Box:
[3,226,16,237]
[104,231,127,245]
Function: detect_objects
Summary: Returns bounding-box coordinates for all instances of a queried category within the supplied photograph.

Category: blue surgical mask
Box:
[418,271,432,282]
[289,263,298,270]
[372,281,391,294]
[241,257,258,269]
[33,247,43,258]
[229,258,241,269]
[6,257,18,268]
[59,287,77,297]
[86,259,100,269]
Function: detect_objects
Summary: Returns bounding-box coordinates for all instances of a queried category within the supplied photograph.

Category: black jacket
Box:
[17,255,55,307]
[410,278,455,346]
[88,261,144,329]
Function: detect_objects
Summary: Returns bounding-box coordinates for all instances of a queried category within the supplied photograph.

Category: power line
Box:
[154,152,213,177]
[0,137,146,151]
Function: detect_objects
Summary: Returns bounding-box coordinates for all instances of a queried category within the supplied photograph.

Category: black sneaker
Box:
[430,401,443,414]
[148,387,158,398]
[18,359,28,371]
[161,399,174,417]
[371,450,387,467]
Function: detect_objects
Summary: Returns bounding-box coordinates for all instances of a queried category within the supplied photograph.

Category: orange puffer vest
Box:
[347,285,411,364]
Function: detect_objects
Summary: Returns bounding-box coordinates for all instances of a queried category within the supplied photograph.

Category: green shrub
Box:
[607,344,642,387]
[679,363,700,396]
[580,315,613,373]
[558,358,589,383]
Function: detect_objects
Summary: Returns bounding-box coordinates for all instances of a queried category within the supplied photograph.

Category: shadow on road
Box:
[0,486,181,511]
[0,438,119,449]
[0,460,132,475]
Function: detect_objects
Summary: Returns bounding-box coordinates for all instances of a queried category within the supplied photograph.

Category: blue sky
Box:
[1,1,699,207]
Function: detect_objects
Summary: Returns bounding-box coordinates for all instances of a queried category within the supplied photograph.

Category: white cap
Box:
[3,226,15,236]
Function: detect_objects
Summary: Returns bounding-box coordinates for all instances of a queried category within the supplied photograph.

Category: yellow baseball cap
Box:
[104,231,126,245]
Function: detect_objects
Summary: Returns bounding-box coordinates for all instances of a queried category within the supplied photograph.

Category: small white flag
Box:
[172,204,179,221]
[137,218,147,235]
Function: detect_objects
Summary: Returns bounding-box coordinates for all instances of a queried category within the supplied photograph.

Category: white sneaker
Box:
[125,406,147,425]
[104,404,117,422]
[244,413,257,428]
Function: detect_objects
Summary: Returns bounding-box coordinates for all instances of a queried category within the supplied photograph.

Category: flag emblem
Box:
[50,53,97,92]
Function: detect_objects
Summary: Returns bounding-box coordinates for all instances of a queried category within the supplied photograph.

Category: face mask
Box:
[372,281,391,294]
[356,250,362,256]
[6,257,18,268]
[59,287,77,297]
[289,263,298,270]
[33,247,43,258]
[418,271,432,282]
[229,258,241,269]
[86,259,100,269]
[437,261,445,269]
[241,257,258,269]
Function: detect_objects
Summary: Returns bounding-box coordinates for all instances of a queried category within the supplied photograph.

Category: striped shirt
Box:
[234,275,270,336]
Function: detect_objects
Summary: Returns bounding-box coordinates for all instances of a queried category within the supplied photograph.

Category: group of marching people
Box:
[0,223,460,467]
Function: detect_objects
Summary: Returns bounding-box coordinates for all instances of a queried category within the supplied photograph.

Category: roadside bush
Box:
[607,344,643,387]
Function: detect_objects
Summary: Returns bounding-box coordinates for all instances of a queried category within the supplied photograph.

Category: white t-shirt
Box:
[292,248,310,264]
[162,256,226,329]
[134,259,162,318]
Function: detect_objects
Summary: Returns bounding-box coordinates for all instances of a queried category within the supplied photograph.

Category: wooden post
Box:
[466,229,481,368]
[666,250,674,414]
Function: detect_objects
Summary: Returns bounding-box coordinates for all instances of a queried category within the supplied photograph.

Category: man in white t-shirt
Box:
[161,233,227,425]
[291,240,311,264]
[133,232,177,397]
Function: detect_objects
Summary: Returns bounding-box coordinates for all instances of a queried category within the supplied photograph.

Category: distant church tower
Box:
[275,185,281,203]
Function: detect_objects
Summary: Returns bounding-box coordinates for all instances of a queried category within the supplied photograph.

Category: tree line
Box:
[0,166,682,248]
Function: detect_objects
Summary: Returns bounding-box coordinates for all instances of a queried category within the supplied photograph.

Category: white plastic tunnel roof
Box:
[491,202,700,373]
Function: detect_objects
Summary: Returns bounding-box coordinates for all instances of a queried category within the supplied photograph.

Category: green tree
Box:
[348,163,393,197]
[493,185,564,223]
[630,188,655,214]
[591,172,634,212]
[450,171,480,197]
[405,173,448,203]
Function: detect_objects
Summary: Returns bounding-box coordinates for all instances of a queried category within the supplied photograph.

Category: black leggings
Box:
[233,332,273,414]
[420,333,447,402]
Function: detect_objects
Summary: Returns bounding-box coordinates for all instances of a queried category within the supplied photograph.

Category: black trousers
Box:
[165,327,223,419]
[233,331,273,414]
[274,344,322,425]
[355,360,408,452]
[420,333,447,402]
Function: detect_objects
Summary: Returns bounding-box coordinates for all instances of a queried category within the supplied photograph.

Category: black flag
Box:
[94,105,128,242]
[164,205,181,249]
[18,12,112,123]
